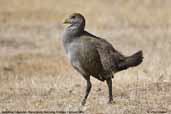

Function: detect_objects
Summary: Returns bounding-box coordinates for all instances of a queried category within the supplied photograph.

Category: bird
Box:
[62,13,143,105]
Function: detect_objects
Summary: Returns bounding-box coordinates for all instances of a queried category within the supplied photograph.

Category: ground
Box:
[0,0,171,114]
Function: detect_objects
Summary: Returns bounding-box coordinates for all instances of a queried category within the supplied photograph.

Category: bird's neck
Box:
[62,24,84,52]
[62,23,85,51]
[66,23,85,36]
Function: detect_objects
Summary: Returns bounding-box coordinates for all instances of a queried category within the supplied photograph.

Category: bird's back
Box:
[81,31,126,73]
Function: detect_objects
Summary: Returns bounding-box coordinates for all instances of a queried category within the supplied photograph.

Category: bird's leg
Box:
[81,77,91,105]
[106,78,113,103]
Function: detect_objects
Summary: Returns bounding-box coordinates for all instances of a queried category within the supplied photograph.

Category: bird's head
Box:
[63,13,85,29]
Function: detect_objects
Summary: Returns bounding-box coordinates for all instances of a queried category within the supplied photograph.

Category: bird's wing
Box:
[83,31,125,71]
[70,36,107,79]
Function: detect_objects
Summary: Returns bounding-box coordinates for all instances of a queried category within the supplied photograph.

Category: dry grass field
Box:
[0,0,171,114]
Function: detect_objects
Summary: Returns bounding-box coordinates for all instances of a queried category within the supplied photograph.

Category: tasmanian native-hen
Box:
[62,13,143,105]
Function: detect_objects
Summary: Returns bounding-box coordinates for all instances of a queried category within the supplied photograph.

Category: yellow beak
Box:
[63,18,71,24]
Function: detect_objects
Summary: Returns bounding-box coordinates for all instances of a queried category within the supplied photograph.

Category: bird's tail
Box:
[117,51,143,71]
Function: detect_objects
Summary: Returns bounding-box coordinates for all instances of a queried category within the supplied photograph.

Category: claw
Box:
[108,99,115,104]
[81,99,86,106]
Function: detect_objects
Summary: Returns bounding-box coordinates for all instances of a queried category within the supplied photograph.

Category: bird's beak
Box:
[63,18,71,24]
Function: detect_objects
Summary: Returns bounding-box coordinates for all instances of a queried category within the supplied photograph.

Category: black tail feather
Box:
[117,51,143,71]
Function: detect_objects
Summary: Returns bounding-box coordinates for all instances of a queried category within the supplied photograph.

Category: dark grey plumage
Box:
[62,13,143,105]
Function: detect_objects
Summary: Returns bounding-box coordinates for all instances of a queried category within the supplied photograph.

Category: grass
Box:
[0,0,171,114]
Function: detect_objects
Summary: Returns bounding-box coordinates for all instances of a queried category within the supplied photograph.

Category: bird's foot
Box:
[108,98,115,104]
[81,99,86,106]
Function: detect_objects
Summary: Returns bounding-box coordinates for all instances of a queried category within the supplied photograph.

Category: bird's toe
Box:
[108,99,115,104]
[81,100,86,106]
